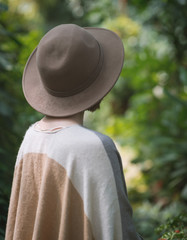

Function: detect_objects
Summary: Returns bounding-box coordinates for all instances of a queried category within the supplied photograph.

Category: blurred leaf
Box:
[0,101,13,116]
[0,2,8,12]
[179,66,187,85]
[0,54,13,71]
[164,88,187,106]
[181,185,187,200]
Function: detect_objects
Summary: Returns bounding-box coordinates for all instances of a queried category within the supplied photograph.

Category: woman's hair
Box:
[86,99,102,112]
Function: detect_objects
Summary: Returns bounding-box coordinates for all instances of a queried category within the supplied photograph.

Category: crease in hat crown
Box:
[35,24,104,97]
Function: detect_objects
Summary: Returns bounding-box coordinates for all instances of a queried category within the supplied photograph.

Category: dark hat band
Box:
[43,40,104,98]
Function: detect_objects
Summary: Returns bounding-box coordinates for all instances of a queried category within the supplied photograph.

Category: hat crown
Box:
[36,24,103,97]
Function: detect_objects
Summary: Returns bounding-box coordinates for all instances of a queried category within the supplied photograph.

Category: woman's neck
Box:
[37,112,84,130]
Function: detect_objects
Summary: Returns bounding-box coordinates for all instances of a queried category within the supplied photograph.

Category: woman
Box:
[5,24,143,240]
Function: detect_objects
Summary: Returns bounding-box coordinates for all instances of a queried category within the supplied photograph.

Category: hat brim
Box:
[22,27,124,117]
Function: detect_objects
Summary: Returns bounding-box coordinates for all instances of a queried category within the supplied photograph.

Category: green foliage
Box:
[96,4,187,204]
[132,201,187,240]
[156,214,187,240]
[32,0,117,30]
[129,0,187,64]
[0,2,41,237]
[0,2,21,236]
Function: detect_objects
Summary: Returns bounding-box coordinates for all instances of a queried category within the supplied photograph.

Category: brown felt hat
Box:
[22,24,124,117]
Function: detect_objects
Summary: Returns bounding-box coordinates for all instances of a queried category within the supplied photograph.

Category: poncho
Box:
[5,124,143,240]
